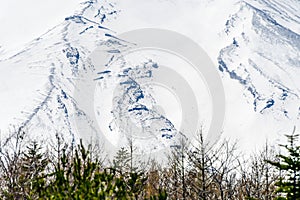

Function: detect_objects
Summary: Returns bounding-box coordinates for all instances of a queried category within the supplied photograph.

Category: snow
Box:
[0,0,299,156]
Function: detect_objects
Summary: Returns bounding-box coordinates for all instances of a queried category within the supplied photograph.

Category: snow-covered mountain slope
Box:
[219,0,300,118]
[0,0,119,144]
[218,0,300,147]
[0,0,299,154]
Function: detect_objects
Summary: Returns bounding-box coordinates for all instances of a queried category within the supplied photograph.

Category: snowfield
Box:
[0,0,299,156]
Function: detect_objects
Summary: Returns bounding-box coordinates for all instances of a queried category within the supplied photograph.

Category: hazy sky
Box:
[0,0,80,52]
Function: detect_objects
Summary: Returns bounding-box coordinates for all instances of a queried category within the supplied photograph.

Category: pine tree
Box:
[267,128,300,200]
[20,141,49,199]
[112,147,131,172]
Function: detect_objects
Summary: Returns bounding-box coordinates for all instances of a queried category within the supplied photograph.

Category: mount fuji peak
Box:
[0,0,119,144]
[217,0,300,145]
[219,0,300,119]
[0,0,299,153]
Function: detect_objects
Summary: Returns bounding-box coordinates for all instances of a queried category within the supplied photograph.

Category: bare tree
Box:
[0,128,27,198]
[210,139,239,200]
[186,130,218,200]
[163,136,189,200]
[237,141,278,200]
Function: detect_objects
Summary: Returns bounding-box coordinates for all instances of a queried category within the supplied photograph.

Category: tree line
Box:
[0,128,299,199]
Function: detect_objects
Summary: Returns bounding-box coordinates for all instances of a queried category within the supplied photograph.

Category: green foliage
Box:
[148,189,167,200]
[0,136,168,199]
[0,140,48,199]
[34,140,164,199]
[267,129,300,200]
[8,128,300,199]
